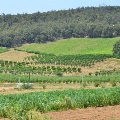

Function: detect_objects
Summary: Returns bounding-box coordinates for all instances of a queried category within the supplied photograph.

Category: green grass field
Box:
[17,37,120,55]
[0,47,8,53]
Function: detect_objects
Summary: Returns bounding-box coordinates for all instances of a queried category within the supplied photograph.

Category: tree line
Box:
[0,6,120,47]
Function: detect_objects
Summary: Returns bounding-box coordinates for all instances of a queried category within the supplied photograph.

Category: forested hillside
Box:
[0,6,120,47]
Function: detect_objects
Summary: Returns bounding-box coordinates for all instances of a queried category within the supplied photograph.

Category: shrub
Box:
[41,84,47,89]
[110,80,117,87]
[94,81,100,87]
[113,40,120,58]
[56,71,63,77]
[17,83,33,89]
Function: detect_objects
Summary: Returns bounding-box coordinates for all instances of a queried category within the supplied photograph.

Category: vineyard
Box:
[25,53,113,66]
[0,53,113,77]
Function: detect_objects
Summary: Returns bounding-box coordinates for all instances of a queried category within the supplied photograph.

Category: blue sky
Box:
[0,0,120,15]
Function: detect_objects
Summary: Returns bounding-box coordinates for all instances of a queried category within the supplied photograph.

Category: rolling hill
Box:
[17,37,120,55]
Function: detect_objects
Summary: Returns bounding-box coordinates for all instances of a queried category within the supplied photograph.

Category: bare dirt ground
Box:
[44,105,120,120]
[0,118,9,120]
[81,58,120,75]
[0,82,114,95]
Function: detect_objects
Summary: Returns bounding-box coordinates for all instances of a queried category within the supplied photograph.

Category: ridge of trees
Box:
[0,6,120,47]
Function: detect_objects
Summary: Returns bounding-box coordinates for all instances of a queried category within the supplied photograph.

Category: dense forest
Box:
[0,6,120,47]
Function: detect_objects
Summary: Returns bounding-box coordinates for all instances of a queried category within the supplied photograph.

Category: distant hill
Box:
[0,6,120,47]
[17,37,120,55]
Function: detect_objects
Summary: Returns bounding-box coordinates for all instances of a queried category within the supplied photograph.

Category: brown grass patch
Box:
[81,58,120,75]
[0,49,35,62]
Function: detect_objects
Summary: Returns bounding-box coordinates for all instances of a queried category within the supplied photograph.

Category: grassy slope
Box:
[0,47,8,53]
[18,37,120,55]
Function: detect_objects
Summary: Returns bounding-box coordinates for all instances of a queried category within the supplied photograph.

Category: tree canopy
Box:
[0,6,120,47]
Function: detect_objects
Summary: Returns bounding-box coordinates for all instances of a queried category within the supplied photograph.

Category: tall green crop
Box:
[0,87,120,119]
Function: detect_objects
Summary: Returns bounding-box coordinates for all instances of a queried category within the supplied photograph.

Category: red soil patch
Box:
[45,105,120,120]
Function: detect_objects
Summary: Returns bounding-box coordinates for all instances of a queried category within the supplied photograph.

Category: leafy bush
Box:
[110,80,117,87]
[56,71,63,77]
[94,81,100,87]
[113,40,120,58]
[17,83,33,89]
[41,84,47,89]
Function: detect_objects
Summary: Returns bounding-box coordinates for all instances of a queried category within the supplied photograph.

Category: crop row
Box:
[0,60,81,76]
[0,87,120,119]
[15,48,113,66]
[25,53,112,66]
[0,71,120,83]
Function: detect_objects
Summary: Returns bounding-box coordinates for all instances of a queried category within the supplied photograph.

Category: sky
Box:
[0,0,120,15]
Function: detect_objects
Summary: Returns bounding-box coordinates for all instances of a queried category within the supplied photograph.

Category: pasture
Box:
[17,37,120,55]
[0,47,8,53]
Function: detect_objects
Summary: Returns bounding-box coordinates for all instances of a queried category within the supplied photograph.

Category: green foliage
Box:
[110,80,117,87]
[1,6,120,47]
[95,71,99,76]
[17,38,119,55]
[0,52,112,76]
[0,71,120,83]
[94,81,101,87]
[0,47,8,53]
[21,83,33,89]
[56,71,63,77]
[113,40,120,58]
[41,84,47,89]
[0,70,120,84]
[0,87,120,119]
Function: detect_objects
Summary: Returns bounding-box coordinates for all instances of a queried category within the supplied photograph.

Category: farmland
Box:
[1,5,120,120]
[0,37,120,120]
[17,37,120,55]
[0,87,120,120]
[0,47,8,54]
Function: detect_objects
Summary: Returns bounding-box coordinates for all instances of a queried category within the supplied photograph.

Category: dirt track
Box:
[45,105,120,120]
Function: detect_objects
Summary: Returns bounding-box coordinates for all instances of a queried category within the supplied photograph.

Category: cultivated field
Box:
[0,47,8,53]
[0,37,120,120]
[17,37,120,55]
